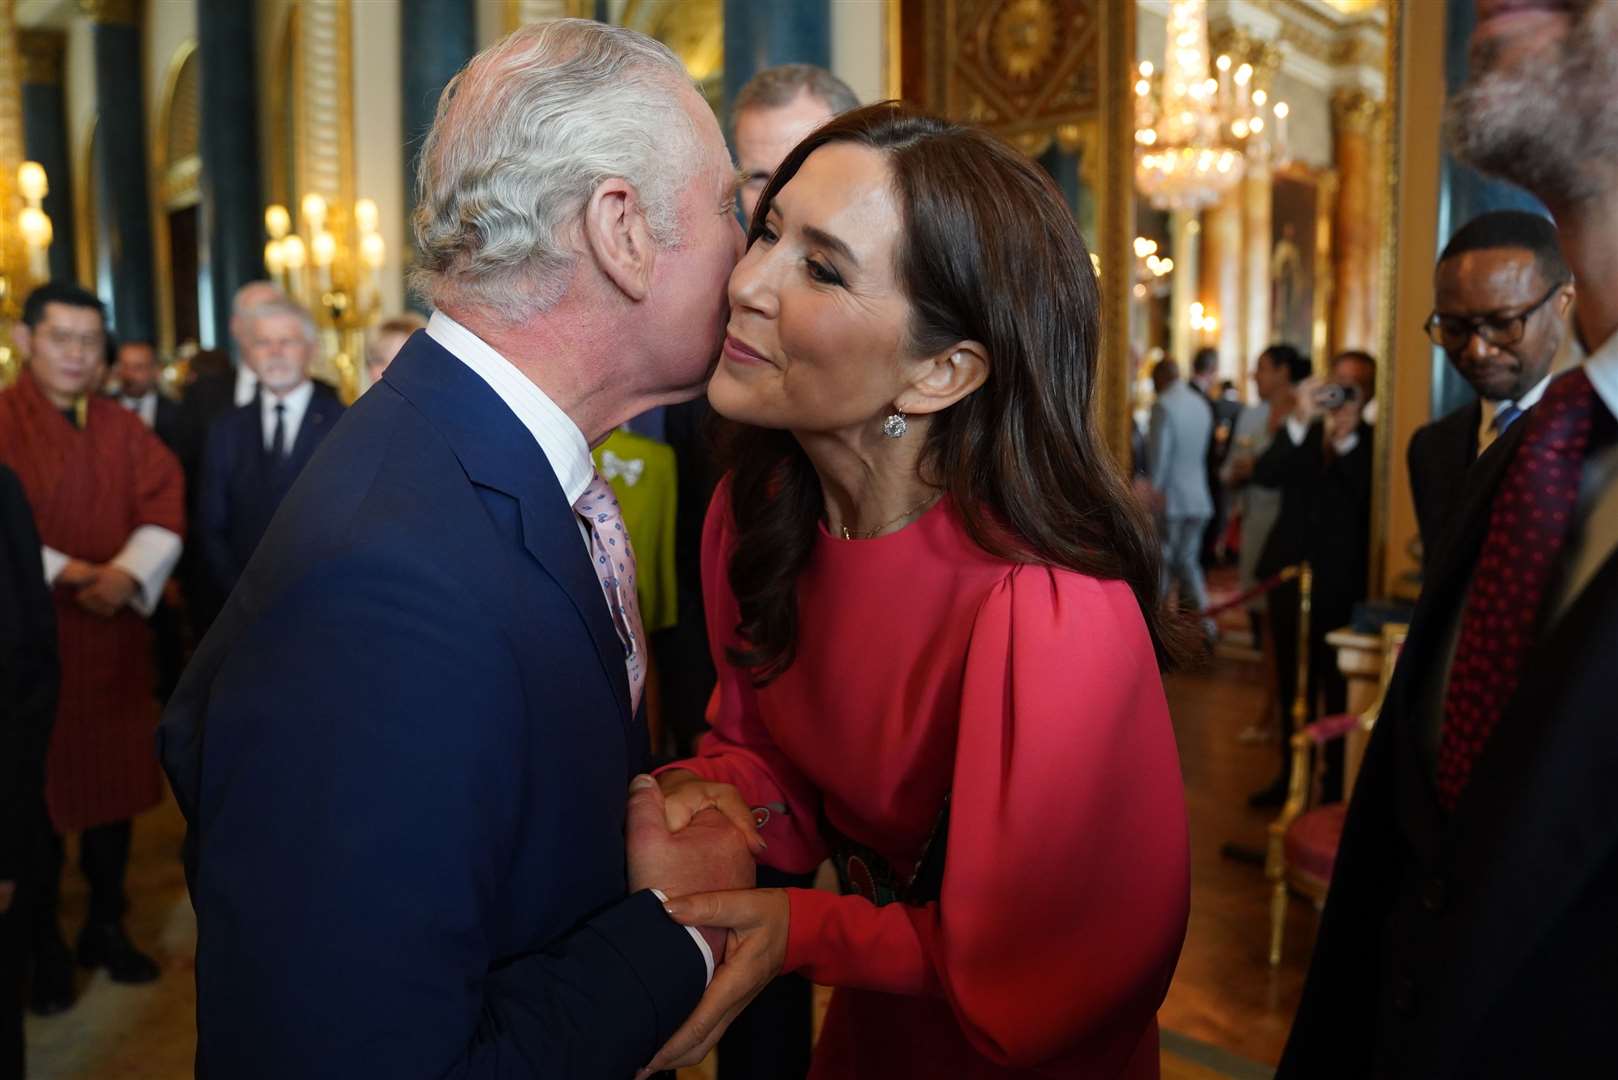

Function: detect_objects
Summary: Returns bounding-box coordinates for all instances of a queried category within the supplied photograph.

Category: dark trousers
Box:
[32,817,132,947]
[1,894,24,1080]
[1269,581,1348,799]
[717,865,814,1080]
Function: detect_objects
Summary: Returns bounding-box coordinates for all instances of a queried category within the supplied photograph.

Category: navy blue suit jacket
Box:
[159,332,704,1078]
[197,384,344,597]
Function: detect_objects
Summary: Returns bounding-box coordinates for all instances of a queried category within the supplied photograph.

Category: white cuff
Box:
[42,545,68,586]
[1333,431,1361,456]
[1285,417,1309,446]
[650,888,715,986]
[108,525,183,617]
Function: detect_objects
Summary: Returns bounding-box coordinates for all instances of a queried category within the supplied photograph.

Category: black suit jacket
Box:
[1406,401,1480,574]
[197,388,344,598]
[1251,418,1374,620]
[1278,403,1618,1079]
[0,463,56,884]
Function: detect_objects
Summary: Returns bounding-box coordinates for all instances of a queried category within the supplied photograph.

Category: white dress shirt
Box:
[234,365,259,407]
[424,311,714,985]
[120,390,158,430]
[1477,372,1552,455]
[261,380,316,454]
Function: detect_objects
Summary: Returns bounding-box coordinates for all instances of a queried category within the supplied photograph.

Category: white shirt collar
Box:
[1479,371,1554,437]
[1584,328,1618,419]
[425,310,594,506]
[260,380,315,445]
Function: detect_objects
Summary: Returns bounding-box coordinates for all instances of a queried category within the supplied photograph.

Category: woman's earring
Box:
[882,411,908,439]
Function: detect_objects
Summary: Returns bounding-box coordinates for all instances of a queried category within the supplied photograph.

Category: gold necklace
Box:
[839,493,941,541]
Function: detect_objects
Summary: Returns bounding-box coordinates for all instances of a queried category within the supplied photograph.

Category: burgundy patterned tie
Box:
[574,472,646,714]
[1437,367,1598,811]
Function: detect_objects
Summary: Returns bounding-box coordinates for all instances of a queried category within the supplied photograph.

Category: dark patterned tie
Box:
[1437,367,1598,811]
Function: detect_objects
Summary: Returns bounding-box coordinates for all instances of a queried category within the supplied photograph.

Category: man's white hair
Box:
[411,19,702,324]
[243,297,319,347]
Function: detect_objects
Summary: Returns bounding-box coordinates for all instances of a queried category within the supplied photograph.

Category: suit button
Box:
[1421,875,1447,913]
[1392,976,1418,1015]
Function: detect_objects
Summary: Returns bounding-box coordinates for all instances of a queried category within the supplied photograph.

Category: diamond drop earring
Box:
[882,411,908,439]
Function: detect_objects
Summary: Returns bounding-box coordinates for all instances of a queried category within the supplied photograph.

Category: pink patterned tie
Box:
[1437,367,1597,811]
[574,472,646,714]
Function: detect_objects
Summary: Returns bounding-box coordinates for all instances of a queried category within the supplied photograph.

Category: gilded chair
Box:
[1266,568,1407,966]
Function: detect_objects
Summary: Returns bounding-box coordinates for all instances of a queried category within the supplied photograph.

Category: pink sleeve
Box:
[656,477,828,874]
[782,567,1190,1070]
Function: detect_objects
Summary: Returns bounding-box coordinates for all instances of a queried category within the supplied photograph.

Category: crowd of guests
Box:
[0,276,426,1071]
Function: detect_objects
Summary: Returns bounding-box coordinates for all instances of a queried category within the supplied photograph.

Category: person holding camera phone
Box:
[1246,350,1377,807]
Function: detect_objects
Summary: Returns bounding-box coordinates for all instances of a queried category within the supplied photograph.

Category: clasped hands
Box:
[58,558,140,617]
[625,770,790,1077]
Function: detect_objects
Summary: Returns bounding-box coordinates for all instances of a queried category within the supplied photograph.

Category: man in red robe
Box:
[0,283,184,1014]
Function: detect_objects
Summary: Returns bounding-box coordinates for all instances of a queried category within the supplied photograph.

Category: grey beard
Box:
[1444,11,1618,206]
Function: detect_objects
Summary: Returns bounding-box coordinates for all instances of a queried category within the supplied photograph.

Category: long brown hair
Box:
[722,103,1190,684]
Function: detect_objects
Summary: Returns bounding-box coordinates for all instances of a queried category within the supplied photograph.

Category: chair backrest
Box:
[1360,622,1409,732]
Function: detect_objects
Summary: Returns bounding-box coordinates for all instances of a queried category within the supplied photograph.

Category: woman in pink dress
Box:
[643,104,1191,1079]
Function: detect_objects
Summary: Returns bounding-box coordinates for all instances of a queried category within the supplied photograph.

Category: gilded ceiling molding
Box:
[77,0,140,25]
[17,30,64,86]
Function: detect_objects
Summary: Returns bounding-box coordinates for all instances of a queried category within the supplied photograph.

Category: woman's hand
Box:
[636,888,791,1077]
[656,769,767,856]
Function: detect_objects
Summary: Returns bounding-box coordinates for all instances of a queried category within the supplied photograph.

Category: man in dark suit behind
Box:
[1247,350,1376,807]
[196,297,343,602]
[160,20,753,1077]
[1408,211,1573,573]
[0,464,57,1078]
[109,340,182,453]
[1279,1,1618,1076]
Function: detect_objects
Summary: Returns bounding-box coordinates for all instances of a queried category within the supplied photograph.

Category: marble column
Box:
[1197,188,1243,377]
[83,0,155,340]
[1330,88,1384,359]
[402,0,475,309]
[1239,149,1272,397]
[722,0,830,123]
[198,0,264,348]
[19,29,73,285]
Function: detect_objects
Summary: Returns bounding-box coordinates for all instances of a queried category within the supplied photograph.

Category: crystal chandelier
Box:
[1134,0,1286,212]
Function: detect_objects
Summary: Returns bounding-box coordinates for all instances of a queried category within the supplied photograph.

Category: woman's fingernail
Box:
[630,774,656,791]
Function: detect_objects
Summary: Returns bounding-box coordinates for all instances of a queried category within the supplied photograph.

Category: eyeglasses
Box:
[1424,281,1566,353]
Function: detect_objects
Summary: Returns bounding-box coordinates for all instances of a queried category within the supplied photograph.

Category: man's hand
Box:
[76,564,139,617]
[57,558,98,588]
[0,880,14,914]
[657,769,766,855]
[1327,395,1364,445]
[1292,377,1323,427]
[635,889,790,1078]
[625,775,755,963]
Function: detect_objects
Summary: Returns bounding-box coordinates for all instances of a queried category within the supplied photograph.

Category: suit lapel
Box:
[1419,548,1618,1062]
[382,335,633,725]
[287,395,337,472]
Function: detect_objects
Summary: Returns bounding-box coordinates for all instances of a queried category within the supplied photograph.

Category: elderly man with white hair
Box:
[195,296,344,602]
[160,20,753,1079]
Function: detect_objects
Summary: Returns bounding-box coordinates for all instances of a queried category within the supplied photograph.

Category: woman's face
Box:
[708,142,923,435]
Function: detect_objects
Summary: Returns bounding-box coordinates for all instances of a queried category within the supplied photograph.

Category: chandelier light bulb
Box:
[1140,61,1154,78]
[1215,54,1231,73]
[311,230,337,268]
[354,198,380,235]
[281,233,307,270]
[1235,64,1253,86]
[1252,89,1267,107]
[301,193,328,230]
[1250,117,1265,134]
[1136,79,1151,96]
[1274,101,1290,119]
[19,207,51,248]
[360,231,386,269]
[265,238,286,275]
[265,204,292,239]
[17,161,48,202]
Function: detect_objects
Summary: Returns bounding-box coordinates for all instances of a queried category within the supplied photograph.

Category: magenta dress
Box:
[667,481,1191,1078]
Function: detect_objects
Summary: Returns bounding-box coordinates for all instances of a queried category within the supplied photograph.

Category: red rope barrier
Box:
[1201,565,1302,618]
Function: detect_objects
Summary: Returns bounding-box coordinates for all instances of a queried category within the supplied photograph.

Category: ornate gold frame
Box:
[1369,0,1404,598]
[1097,0,1134,464]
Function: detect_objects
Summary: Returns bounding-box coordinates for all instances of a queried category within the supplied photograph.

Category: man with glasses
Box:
[1408,210,1574,571]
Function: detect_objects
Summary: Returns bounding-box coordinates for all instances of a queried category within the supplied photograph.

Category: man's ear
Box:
[582,178,658,303]
[896,341,990,417]
[1556,281,1576,318]
[11,321,30,358]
